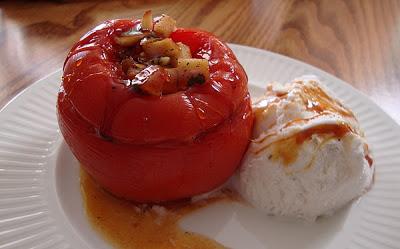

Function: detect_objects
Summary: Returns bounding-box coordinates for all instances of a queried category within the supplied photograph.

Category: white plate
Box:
[1,44,400,249]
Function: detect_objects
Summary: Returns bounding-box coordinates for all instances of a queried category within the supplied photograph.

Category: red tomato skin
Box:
[58,93,252,202]
[57,19,254,202]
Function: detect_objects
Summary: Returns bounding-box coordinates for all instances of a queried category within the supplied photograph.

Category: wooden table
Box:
[1,0,399,124]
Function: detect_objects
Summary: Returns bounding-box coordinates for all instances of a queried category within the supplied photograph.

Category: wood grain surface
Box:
[0,0,399,124]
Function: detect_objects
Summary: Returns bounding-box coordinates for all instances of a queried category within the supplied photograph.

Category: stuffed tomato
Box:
[57,11,253,202]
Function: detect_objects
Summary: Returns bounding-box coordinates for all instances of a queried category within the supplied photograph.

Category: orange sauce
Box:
[300,81,355,118]
[363,143,374,167]
[281,112,332,130]
[80,170,238,249]
[294,123,351,144]
[253,81,355,125]
[252,96,280,122]
[365,154,373,167]
[253,131,277,144]
[267,135,299,165]
[255,123,352,166]
[252,81,360,168]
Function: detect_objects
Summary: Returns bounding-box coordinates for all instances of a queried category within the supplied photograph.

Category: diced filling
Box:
[115,10,210,96]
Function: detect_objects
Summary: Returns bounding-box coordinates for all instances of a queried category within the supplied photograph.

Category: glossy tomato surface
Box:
[57,19,253,202]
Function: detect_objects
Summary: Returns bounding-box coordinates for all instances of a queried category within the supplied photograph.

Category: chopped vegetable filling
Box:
[115,11,210,96]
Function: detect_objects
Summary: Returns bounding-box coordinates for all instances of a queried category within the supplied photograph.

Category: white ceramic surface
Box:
[1,44,400,249]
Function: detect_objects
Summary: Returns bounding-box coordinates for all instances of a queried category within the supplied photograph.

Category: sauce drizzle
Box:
[255,123,352,166]
[81,170,236,249]
[251,80,365,168]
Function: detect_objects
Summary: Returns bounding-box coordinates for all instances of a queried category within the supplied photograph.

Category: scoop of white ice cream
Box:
[236,76,374,221]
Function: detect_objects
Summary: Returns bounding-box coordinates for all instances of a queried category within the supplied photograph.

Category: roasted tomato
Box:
[57,12,253,202]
